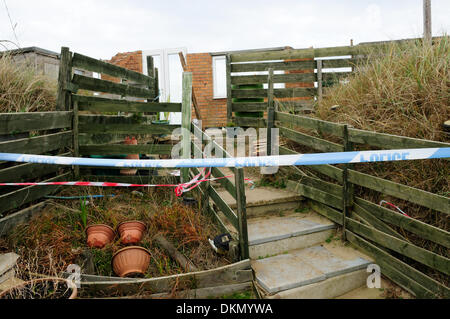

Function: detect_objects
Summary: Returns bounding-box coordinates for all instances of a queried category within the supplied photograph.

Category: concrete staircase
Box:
[216,185,374,299]
[0,252,23,293]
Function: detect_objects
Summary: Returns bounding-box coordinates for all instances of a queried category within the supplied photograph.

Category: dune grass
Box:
[0,53,56,113]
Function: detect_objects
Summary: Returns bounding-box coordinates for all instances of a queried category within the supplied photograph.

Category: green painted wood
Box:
[231,87,315,99]
[79,144,173,155]
[346,231,449,298]
[73,95,181,113]
[322,72,351,82]
[181,72,193,183]
[78,114,147,125]
[233,117,267,128]
[72,52,152,86]
[73,100,80,178]
[82,175,179,184]
[345,217,450,275]
[287,180,343,210]
[211,167,237,200]
[0,159,66,182]
[0,172,71,214]
[0,131,72,154]
[278,125,344,152]
[226,54,232,122]
[231,60,315,72]
[209,186,239,230]
[56,47,72,111]
[308,200,342,225]
[231,72,315,85]
[348,170,450,215]
[235,168,249,260]
[279,146,344,182]
[71,74,154,99]
[314,46,354,58]
[0,112,72,134]
[275,99,314,109]
[287,174,342,197]
[321,58,362,68]
[267,68,275,156]
[275,111,345,137]
[0,200,49,237]
[231,48,314,63]
[355,197,450,248]
[232,103,267,112]
[352,203,405,240]
[79,123,178,135]
[348,128,450,149]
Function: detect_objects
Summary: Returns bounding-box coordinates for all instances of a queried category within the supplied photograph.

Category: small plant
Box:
[79,198,88,229]
[295,207,309,214]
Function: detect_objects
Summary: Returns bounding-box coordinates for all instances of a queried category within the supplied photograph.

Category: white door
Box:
[142,48,187,125]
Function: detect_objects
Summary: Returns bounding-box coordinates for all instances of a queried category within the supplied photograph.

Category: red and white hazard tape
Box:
[379,200,410,217]
[0,168,254,197]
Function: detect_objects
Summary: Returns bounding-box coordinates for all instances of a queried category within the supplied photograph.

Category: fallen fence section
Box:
[61,259,252,297]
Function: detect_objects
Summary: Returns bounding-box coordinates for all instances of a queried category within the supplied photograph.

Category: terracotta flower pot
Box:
[120,136,139,176]
[118,220,146,245]
[0,277,77,299]
[112,246,151,277]
[86,224,115,248]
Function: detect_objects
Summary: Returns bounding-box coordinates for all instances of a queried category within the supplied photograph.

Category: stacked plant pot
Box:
[85,220,151,278]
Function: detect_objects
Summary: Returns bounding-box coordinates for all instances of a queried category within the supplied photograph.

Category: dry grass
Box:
[316,36,449,141]
[1,187,229,286]
[0,53,56,113]
[309,37,449,285]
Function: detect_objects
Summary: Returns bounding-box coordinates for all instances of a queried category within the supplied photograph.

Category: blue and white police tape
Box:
[0,148,448,168]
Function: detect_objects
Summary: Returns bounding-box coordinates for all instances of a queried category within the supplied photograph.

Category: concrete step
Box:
[248,211,336,259]
[0,253,19,285]
[252,243,372,298]
[0,276,24,292]
[216,187,302,218]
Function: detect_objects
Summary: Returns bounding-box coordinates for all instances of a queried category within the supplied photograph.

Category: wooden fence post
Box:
[235,168,249,260]
[181,72,193,183]
[154,68,159,102]
[423,0,432,46]
[317,59,323,103]
[56,47,72,111]
[73,100,79,179]
[342,124,354,240]
[146,56,155,99]
[266,68,275,156]
[226,54,232,123]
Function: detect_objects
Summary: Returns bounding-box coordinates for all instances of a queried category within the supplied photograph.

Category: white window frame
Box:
[212,55,227,99]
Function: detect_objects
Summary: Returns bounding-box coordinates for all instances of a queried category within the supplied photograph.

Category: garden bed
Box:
[0,186,247,298]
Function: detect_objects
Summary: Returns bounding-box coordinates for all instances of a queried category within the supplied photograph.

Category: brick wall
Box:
[186,53,227,128]
[102,50,143,83]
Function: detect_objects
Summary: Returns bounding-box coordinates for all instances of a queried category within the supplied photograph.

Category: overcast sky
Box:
[1,0,449,60]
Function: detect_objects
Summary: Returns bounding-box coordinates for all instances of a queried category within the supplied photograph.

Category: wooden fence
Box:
[0,112,73,217]
[0,47,195,230]
[56,47,191,184]
[263,83,449,298]
[190,123,249,260]
[227,37,444,127]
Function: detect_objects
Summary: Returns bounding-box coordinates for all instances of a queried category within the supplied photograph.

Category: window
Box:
[212,55,226,99]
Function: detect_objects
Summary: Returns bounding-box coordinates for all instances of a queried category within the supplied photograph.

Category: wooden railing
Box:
[55,47,192,184]
[0,111,73,217]
[268,108,450,298]
[190,123,249,260]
